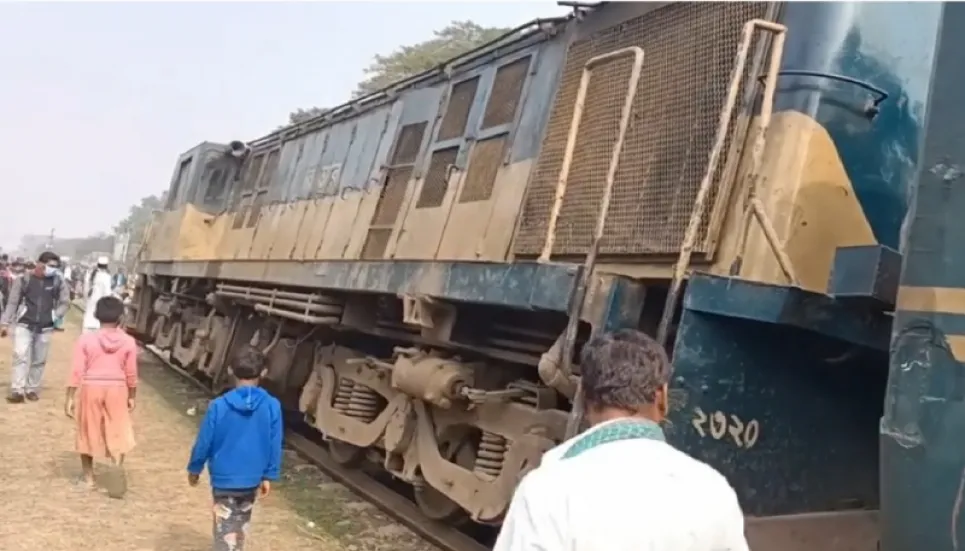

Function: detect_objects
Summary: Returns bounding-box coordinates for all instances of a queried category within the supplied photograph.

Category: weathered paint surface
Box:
[669,274,887,517]
[720,2,938,295]
[147,25,571,268]
[883,4,965,550]
[777,2,940,251]
[141,259,645,331]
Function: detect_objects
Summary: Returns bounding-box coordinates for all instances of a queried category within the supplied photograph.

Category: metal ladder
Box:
[656,19,792,348]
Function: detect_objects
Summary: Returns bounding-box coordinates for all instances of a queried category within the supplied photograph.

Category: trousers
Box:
[212,491,256,550]
[11,324,52,394]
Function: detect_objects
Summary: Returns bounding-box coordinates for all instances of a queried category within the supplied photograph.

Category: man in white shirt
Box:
[494,329,750,551]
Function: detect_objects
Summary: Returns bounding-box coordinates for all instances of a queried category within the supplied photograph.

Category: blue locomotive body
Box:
[132,3,948,549]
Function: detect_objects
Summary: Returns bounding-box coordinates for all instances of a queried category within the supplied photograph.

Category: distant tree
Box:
[288,107,329,125]
[288,20,510,124]
[113,193,167,235]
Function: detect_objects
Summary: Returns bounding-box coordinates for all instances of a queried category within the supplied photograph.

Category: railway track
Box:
[71,303,491,551]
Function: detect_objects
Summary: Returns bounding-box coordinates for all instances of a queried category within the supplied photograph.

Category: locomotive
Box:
[127,2,955,549]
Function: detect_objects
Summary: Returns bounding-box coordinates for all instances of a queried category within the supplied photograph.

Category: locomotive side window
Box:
[166,157,193,210]
[200,149,234,208]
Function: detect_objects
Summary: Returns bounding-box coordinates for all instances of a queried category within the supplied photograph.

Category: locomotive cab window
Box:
[203,167,230,205]
[198,149,239,212]
[166,157,193,210]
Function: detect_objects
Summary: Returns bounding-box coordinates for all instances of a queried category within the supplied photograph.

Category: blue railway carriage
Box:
[128,2,943,549]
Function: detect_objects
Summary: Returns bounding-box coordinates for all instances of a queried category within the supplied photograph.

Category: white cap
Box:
[97,256,109,266]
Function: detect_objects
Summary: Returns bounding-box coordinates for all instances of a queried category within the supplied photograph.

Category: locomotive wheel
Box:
[413,432,475,524]
[328,440,365,467]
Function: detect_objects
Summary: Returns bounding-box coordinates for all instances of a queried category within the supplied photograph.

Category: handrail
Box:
[657,19,790,347]
[538,46,646,440]
[764,69,889,118]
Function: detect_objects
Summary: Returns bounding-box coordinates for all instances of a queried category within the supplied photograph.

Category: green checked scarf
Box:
[561,418,666,460]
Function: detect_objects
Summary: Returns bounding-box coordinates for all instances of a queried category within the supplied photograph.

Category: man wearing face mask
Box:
[0,251,70,403]
[494,329,749,551]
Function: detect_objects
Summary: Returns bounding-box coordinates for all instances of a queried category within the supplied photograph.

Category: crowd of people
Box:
[0,250,751,550]
[0,250,285,550]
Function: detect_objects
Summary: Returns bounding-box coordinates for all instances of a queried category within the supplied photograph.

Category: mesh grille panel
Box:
[416,147,459,209]
[460,135,507,203]
[514,2,769,258]
[371,166,413,226]
[391,123,427,165]
[482,56,531,129]
[438,77,479,141]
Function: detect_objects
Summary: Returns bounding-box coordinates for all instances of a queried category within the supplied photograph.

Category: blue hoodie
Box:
[186,386,283,491]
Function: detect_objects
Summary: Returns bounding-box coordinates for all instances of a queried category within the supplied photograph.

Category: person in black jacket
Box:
[0,251,71,403]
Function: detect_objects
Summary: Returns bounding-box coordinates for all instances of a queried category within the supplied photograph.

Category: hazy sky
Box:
[0,1,566,250]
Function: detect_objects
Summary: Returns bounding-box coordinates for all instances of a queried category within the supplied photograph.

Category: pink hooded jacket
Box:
[70,328,138,388]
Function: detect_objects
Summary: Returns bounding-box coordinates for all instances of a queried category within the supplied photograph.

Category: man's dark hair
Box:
[579,329,672,410]
[231,345,267,380]
[94,295,125,324]
[37,251,59,265]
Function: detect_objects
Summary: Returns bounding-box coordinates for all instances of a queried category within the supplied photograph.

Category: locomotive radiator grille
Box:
[514,2,770,258]
[460,135,508,203]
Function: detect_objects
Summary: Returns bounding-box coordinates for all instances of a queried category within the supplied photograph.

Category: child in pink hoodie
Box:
[66,295,138,498]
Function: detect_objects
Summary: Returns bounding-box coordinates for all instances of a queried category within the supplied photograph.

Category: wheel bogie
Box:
[132,275,569,527]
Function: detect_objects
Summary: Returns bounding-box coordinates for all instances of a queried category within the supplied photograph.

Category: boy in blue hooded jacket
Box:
[186,345,283,550]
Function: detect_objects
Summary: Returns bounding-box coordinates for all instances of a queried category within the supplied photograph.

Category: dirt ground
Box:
[0,308,439,551]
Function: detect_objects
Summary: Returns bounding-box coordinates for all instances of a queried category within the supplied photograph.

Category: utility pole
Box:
[44,228,55,251]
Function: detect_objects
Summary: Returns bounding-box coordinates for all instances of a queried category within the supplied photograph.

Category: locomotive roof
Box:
[244,14,574,152]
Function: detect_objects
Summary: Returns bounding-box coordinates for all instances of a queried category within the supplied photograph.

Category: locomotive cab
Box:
[142,141,239,262]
